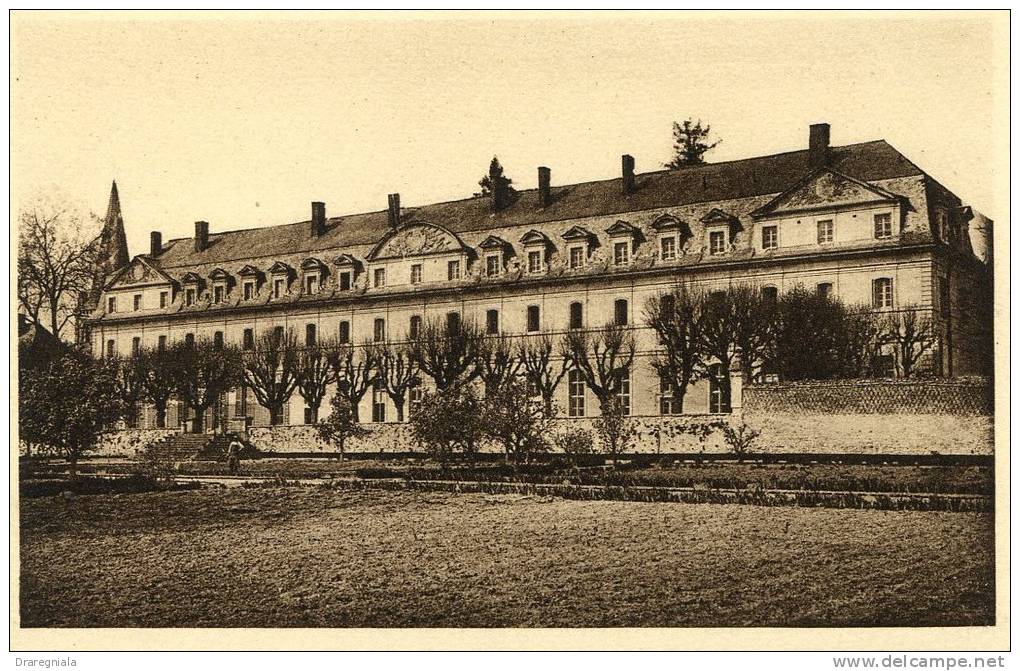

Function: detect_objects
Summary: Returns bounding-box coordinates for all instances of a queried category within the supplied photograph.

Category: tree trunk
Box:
[192,410,204,433]
[155,403,167,429]
[394,402,404,423]
[68,452,78,480]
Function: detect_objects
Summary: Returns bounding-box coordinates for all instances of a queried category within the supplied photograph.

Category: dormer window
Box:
[238,264,262,301]
[527,249,544,274]
[485,253,502,277]
[243,281,255,300]
[185,288,196,306]
[268,261,293,300]
[209,268,231,304]
[651,214,691,262]
[332,255,359,291]
[300,258,326,295]
[479,236,509,278]
[709,230,727,255]
[181,272,203,306]
[213,285,225,303]
[613,241,630,266]
[305,275,318,294]
[660,236,677,261]
[569,245,586,269]
[519,230,550,275]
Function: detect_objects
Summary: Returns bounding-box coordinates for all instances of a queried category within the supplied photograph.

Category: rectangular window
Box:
[160,291,169,308]
[486,309,499,335]
[108,296,117,313]
[614,299,628,326]
[526,305,540,333]
[527,250,543,273]
[185,288,196,306]
[709,230,726,255]
[374,268,386,288]
[936,210,949,242]
[373,318,386,342]
[132,337,141,356]
[660,236,677,261]
[158,335,167,352]
[273,278,285,299]
[133,294,142,311]
[659,375,680,415]
[243,282,254,300]
[568,368,585,417]
[446,312,461,334]
[372,378,386,423]
[213,285,224,303]
[339,320,351,344]
[339,271,352,291]
[408,386,423,418]
[617,370,631,416]
[569,302,583,330]
[872,278,894,309]
[762,286,778,305]
[272,326,284,346]
[409,315,422,340]
[817,219,834,244]
[485,254,501,277]
[569,246,585,269]
[304,406,315,425]
[106,339,115,357]
[410,264,422,285]
[305,274,318,294]
[447,260,461,280]
[816,282,833,299]
[874,213,893,239]
[213,331,224,349]
[762,225,779,249]
[185,333,195,348]
[613,241,630,265]
[305,323,316,347]
[939,276,950,317]
[243,328,254,350]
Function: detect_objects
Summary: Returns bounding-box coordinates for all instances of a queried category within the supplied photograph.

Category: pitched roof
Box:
[151,140,924,269]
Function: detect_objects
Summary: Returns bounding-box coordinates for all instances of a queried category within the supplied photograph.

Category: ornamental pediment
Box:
[104,256,174,290]
[752,168,901,218]
[368,223,467,261]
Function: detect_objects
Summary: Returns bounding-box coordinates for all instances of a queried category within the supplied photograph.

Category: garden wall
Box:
[742,378,994,456]
[21,428,178,458]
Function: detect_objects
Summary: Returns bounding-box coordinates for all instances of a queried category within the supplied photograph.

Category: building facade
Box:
[87,124,993,433]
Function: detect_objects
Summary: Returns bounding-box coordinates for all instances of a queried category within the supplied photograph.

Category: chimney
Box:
[622,154,635,194]
[150,231,162,257]
[387,193,401,229]
[809,123,831,168]
[538,166,551,208]
[311,201,326,237]
[194,221,209,252]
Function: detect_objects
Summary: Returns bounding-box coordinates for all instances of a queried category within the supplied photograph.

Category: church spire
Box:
[88,181,131,306]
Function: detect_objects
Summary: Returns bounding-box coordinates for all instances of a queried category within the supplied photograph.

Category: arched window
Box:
[708,363,731,414]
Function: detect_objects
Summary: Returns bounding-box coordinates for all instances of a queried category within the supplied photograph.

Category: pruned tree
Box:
[664,118,721,169]
[316,392,368,461]
[842,305,884,378]
[295,337,340,424]
[697,290,740,408]
[132,346,178,428]
[370,339,420,422]
[593,394,637,464]
[474,156,515,198]
[112,354,145,428]
[19,350,124,477]
[482,379,552,463]
[242,329,299,426]
[477,332,524,396]
[409,384,485,464]
[170,338,243,433]
[330,341,379,423]
[17,200,102,340]
[518,334,569,417]
[410,317,483,392]
[880,305,938,378]
[561,323,636,411]
[731,284,779,383]
[644,284,705,413]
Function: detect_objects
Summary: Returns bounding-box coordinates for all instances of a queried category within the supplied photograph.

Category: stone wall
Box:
[742,378,994,456]
[20,429,179,458]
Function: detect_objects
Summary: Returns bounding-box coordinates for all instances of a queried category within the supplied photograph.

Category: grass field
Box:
[19,486,994,628]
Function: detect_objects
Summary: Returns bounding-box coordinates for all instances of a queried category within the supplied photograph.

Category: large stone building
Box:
[87,123,993,434]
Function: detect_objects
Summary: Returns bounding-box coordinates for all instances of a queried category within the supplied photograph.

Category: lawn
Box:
[19,486,994,628]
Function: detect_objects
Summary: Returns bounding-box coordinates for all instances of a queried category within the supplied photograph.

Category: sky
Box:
[11,11,1008,257]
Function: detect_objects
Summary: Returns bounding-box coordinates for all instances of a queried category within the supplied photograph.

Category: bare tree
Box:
[731,284,779,383]
[330,341,379,423]
[697,290,739,407]
[370,339,420,422]
[518,334,569,416]
[295,337,341,424]
[132,346,178,428]
[242,329,300,426]
[561,323,635,411]
[881,305,938,378]
[18,201,102,340]
[644,284,705,413]
[169,339,243,433]
[410,317,483,392]
[477,332,524,396]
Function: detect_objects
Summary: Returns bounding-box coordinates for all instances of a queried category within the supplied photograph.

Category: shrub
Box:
[593,395,636,463]
[555,427,595,458]
[719,422,761,462]
[137,440,177,486]
[409,384,485,463]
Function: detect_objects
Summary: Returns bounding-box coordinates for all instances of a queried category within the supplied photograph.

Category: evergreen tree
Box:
[664,118,721,169]
[474,156,515,197]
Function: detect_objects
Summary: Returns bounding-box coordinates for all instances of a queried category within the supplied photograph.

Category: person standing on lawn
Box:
[226,436,243,475]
